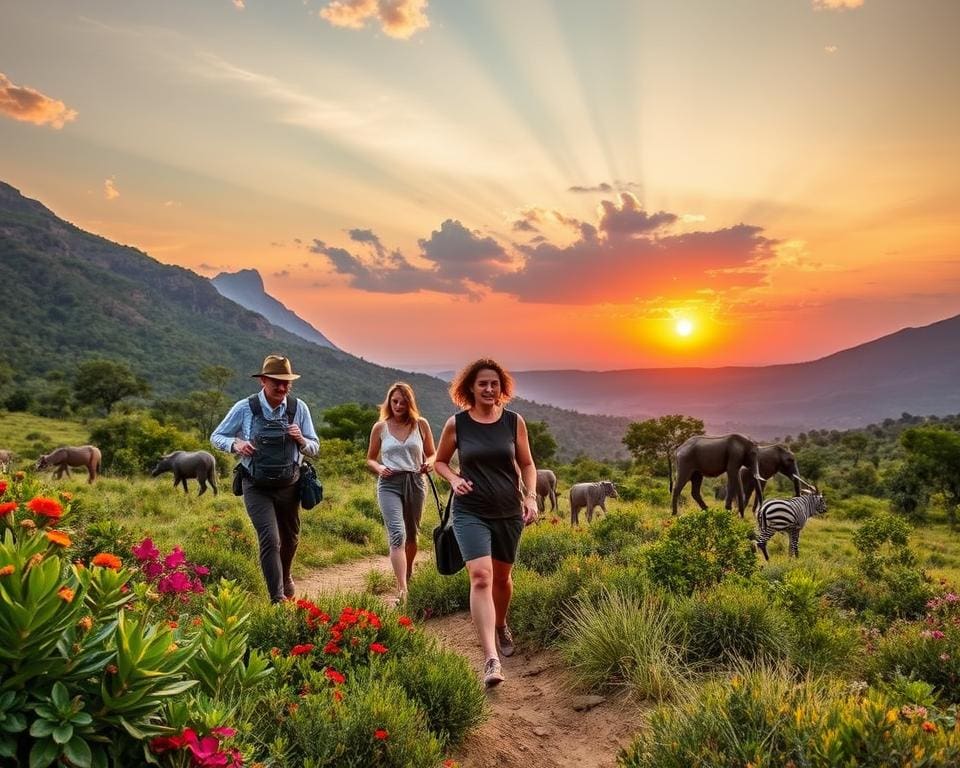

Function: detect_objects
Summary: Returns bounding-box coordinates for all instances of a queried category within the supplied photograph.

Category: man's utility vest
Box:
[247,395,300,488]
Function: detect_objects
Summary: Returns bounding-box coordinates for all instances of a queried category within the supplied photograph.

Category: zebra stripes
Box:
[754,493,827,560]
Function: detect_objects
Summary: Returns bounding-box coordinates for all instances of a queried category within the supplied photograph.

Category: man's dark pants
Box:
[241,477,300,603]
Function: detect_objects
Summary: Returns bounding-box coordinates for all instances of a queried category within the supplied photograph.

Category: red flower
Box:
[369,642,388,655]
[0,502,17,516]
[92,553,122,570]
[0,481,7,494]
[26,496,63,520]
[325,667,345,685]
[398,615,413,628]
[290,644,314,656]
[374,728,389,741]
[323,641,341,655]
[149,734,185,754]
[333,689,344,702]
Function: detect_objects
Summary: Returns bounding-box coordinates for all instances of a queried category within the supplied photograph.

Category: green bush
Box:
[515,520,592,574]
[619,668,960,768]
[383,640,487,747]
[589,509,659,561]
[282,680,442,767]
[87,412,203,474]
[560,590,687,701]
[855,512,917,579]
[313,509,381,546]
[676,582,789,667]
[349,494,383,524]
[70,518,135,564]
[317,438,368,483]
[644,508,757,594]
[187,541,262,595]
[406,567,470,620]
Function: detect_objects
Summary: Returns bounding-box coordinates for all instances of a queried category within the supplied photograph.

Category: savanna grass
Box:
[561,590,688,702]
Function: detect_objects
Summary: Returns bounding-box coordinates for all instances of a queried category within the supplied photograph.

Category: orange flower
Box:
[59,491,73,501]
[333,689,344,702]
[45,530,72,547]
[91,553,122,570]
[0,565,14,577]
[58,586,75,603]
[77,616,93,631]
[922,721,937,732]
[26,496,63,520]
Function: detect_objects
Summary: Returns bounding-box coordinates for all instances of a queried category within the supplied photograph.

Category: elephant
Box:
[736,444,810,512]
[36,445,102,483]
[671,434,763,517]
[569,480,618,525]
[151,450,219,496]
[535,469,558,513]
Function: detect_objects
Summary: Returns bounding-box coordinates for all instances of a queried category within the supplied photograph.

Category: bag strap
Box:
[248,394,297,423]
[285,397,298,424]
[427,474,453,526]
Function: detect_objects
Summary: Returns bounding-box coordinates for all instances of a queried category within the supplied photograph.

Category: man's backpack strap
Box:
[248,394,297,424]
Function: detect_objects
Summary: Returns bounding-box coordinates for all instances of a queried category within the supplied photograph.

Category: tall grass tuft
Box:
[560,589,687,702]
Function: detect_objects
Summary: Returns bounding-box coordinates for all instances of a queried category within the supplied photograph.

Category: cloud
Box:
[319,0,429,39]
[104,178,120,201]
[568,181,641,194]
[681,213,707,224]
[273,270,290,278]
[0,72,78,129]
[824,45,839,54]
[597,193,677,239]
[232,0,245,9]
[813,0,864,10]
[418,219,512,282]
[311,238,452,293]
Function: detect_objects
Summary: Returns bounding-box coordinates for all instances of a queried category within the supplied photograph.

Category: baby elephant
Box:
[151,450,219,496]
[569,480,618,525]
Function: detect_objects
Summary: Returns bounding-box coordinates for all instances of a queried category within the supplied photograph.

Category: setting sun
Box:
[675,319,694,337]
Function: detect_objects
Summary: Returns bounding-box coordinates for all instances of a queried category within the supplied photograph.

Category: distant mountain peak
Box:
[211,269,339,351]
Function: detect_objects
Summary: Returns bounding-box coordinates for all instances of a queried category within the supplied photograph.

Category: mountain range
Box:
[0,181,628,460]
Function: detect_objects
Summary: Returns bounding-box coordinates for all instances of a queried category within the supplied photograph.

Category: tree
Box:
[899,426,960,522]
[842,432,869,466]
[622,414,704,491]
[526,420,558,466]
[73,359,150,414]
[320,403,379,446]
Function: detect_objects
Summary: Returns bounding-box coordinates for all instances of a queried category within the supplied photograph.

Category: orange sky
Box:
[1,0,958,371]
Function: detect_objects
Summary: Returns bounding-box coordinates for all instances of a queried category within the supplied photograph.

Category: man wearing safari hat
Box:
[211,354,320,602]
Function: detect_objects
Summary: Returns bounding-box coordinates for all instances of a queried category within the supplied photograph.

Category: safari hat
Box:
[251,354,301,381]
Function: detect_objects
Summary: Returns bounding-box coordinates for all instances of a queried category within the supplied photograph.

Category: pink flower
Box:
[194,564,210,576]
[164,547,186,569]
[132,538,160,561]
[158,571,192,594]
[143,561,164,581]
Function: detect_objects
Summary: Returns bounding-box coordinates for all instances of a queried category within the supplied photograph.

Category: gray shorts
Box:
[452,511,524,564]
[377,472,426,549]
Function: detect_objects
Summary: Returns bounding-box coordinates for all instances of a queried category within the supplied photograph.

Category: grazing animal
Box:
[536,469,558,513]
[672,434,763,518]
[0,449,13,473]
[569,481,618,525]
[151,450,219,496]
[754,490,827,560]
[36,445,102,483]
[737,444,808,513]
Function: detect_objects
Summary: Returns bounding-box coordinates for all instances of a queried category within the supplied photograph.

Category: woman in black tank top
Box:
[435,359,539,688]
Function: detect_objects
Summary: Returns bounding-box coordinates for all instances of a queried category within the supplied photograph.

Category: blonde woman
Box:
[366,382,436,602]
[434,359,538,687]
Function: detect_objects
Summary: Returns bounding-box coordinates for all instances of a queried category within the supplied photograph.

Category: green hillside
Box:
[0,181,628,460]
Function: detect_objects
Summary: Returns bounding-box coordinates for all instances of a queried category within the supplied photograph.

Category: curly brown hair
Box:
[448,358,515,409]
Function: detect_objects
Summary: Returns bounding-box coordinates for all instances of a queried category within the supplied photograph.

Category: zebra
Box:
[754,490,826,560]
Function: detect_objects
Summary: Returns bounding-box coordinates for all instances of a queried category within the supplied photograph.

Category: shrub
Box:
[619,668,960,768]
[88,412,203,474]
[313,509,381,546]
[589,509,658,561]
[854,512,917,579]
[676,581,790,667]
[70,518,135,564]
[644,508,757,594]
[868,592,960,704]
[406,566,470,620]
[515,520,592,574]
[560,590,687,701]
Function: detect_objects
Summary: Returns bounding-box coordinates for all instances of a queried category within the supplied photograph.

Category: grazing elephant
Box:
[536,469,558,513]
[0,449,14,473]
[36,445,102,483]
[151,450,219,496]
[671,434,762,517]
[569,481,618,525]
[737,444,808,512]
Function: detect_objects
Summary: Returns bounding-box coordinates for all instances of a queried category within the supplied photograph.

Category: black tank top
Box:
[453,409,522,520]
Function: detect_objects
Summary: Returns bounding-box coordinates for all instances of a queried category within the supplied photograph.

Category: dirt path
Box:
[296,556,646,768]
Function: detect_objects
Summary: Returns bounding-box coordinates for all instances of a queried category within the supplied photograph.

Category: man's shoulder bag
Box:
[430,476,464,576]
[299,458,323,510]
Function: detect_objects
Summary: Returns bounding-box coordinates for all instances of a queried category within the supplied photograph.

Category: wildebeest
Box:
[569,480,618,525]
[536,469,558,513]
[36,445,102,483]
[151,450,219,496]
[0,449,13,473]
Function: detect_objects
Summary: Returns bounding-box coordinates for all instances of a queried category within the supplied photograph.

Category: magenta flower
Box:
[164,547,186,569]
[132,538,160,561]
